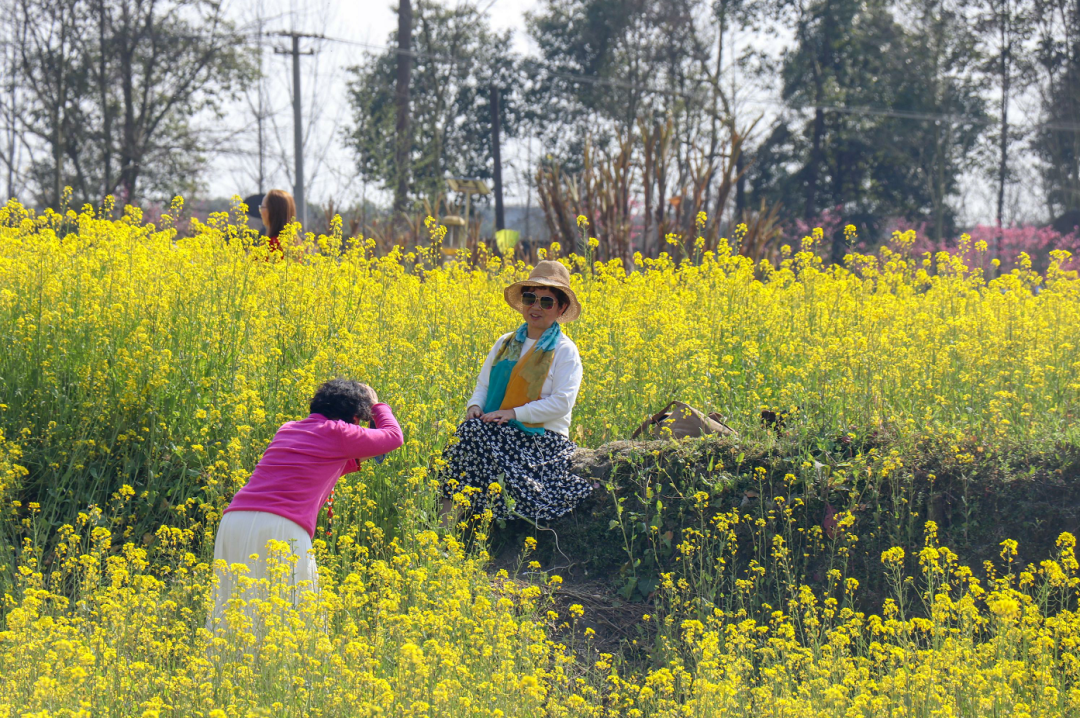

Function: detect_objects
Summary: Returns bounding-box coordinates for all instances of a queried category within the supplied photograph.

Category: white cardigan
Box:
[466,331,583,437]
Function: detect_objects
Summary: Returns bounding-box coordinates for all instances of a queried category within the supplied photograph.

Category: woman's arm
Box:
[466,335,508,413]
[337,403,404,459]
[512,342,583,425]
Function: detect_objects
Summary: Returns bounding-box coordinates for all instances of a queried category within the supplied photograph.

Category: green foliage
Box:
[500,431,1080,617]
[346,0,520,206]
[1031,0,1080,214]
[750,0,986,248]
[525,0,729,158]
[14,0,253,207]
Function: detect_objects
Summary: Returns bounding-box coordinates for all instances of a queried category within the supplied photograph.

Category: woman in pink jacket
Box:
[208,378,403,632]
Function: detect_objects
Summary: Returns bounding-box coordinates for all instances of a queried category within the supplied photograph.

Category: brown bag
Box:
[631,401,738,440]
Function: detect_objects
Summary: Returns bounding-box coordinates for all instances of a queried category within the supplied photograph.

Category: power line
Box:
[3,16,1080,203]
[307,32,1080,134]
[1,25,1078,134]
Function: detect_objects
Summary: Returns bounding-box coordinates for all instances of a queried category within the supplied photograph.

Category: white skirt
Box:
[206,510,319,635]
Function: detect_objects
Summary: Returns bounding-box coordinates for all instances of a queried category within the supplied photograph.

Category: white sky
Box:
[206,0,1041,226]
[207,0,541,212]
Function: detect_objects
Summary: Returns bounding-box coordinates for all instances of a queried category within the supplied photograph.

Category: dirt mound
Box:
[490,432,1080,612]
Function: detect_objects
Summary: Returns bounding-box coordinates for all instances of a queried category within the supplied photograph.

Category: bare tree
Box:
[12,0,251,207]
[16,0,87,207]
[1032,0,1080,216]
[977,0,1035,232]
[0,0,29,200]
[100,0,250,201]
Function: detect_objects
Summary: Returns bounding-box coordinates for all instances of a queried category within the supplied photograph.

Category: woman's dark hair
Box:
[523,285,569,310]
[309,378,373,423]
[264,189,296,238]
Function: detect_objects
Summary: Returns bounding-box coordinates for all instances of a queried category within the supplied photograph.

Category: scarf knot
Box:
[483,323,562,434]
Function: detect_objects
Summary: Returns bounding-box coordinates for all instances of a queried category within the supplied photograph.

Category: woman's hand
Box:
[350,384,380,424]
[481,408,516,424]
[466,405,483,420]
[360,384,379,406]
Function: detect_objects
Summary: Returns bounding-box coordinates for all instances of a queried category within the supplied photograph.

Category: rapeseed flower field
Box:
[0,198,1079,716]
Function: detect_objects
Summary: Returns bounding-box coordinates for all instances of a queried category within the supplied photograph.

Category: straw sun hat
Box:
[503,260,581,322]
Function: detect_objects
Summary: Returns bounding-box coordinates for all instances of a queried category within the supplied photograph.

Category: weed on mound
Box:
[0,200,1079,715]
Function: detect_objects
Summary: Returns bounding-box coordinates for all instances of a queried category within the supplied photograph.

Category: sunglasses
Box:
[521,291,557,310]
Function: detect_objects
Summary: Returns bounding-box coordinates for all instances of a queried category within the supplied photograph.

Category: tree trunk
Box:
[707,10,725,228]
[52,3,70,209]
[118,0,138,203]
[806,107,824,219]
[4,10,21,201]
[996,1,1010,236]
[51,90,61,208]
[832,115,845,260]
[933,121,953,242]
[805,0,837,222]
[97,0,113,200]
[656,124,668,250]
[641,120,655,255]
[393,0,413,217]
[735,152,746,218]
[490,83,504,232]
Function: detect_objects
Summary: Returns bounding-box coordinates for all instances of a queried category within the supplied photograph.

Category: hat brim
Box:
[504,278,581,322]
[243,193,265,219]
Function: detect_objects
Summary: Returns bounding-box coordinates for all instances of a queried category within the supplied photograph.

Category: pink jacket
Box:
[224,403,404,537]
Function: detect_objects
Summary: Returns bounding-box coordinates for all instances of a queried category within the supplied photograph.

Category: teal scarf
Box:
[483,323,562,435]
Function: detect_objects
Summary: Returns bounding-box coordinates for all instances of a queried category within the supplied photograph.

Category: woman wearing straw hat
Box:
[439,260,593,523]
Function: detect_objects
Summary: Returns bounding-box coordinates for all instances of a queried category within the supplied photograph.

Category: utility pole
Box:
[490,83,505,232]
[273,31,319,228]
[290,33,306,227]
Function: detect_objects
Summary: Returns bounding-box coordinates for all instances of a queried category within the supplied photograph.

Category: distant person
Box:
[438,260,593,526]
[207,378,403,632]
[259,189,296,253]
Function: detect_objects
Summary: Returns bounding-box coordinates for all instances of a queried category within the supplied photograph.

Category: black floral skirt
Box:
[438,419,593,521]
